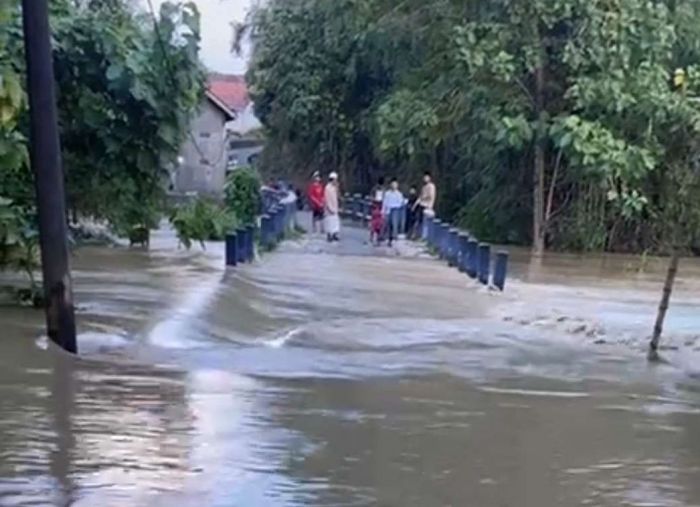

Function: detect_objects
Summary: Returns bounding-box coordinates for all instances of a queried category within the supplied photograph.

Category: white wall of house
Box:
[227,102,261,136]
[176,99,230,195]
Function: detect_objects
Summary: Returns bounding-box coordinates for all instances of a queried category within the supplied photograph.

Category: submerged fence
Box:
[225,189,297,267]
[340,193,509,291]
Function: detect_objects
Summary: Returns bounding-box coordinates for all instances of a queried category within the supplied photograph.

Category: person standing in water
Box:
[307,171,325,233]
[324,172,341,242]
[382,177,404,247]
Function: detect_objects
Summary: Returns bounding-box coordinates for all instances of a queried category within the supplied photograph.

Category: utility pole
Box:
[21,0,77,354]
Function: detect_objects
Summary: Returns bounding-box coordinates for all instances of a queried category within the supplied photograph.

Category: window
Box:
[199,132,211,138]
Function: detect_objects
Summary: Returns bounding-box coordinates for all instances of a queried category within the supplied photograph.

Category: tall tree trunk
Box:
[532,64,546,256]
[648,249,680,361]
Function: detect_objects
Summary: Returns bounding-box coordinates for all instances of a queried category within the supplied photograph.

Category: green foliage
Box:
[0,198,39,292]
[224,166,262,225]
[247,0,700,254]
[0,0,35,298]
[170,198,236,250]
[0,0,206,298]
[53,0,205,231]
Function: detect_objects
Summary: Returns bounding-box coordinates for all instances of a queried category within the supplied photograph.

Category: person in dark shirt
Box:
[406,186,419,239]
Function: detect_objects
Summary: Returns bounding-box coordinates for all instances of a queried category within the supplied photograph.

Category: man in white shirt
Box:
[415,171,437,239]
[324,172,340,242]
[382,177,404,247]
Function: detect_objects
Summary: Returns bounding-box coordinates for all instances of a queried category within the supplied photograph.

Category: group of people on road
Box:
[307,171,341,242]
[369,172,436,247]
[306,170,436,246]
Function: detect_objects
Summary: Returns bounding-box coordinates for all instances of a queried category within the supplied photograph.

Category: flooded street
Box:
[1,222,700,506]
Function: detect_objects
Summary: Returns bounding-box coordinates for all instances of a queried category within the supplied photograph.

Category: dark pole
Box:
[21,0,77,354]
[225,233,238,267]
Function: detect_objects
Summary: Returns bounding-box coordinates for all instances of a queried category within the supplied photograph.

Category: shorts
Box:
[312,208,324,221]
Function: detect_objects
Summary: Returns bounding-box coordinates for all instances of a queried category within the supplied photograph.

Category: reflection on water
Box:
[0,225,700,506]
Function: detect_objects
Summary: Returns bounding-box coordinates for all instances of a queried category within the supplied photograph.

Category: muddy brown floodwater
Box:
[1,220,700,507]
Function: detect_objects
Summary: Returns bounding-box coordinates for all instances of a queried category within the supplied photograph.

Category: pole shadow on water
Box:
[50,353,76,507]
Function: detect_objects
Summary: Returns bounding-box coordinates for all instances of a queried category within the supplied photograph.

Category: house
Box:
[174,90,235,195]
[207,73,264,170]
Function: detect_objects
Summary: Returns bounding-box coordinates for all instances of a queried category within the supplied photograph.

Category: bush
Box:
[224,166,262,225]
[170,197,237,250]
[0,198,41,304]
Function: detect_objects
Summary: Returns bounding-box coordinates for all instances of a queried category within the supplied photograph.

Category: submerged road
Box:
[0,218,700,506]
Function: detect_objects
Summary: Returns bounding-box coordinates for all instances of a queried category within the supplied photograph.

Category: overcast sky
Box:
[147,0,252,74]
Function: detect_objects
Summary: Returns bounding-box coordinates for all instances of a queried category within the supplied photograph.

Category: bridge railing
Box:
[422,215,509,291]
[225,188,297,267]
[339,193,509,291]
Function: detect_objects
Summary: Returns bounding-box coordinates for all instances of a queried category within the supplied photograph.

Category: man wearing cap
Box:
[324,172,341,242]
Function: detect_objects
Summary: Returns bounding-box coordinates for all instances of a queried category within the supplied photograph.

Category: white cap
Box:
[329,171,338,180]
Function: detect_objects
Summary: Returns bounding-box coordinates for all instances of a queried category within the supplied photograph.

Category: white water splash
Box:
[264,327,303,349]
[148,271,223,349]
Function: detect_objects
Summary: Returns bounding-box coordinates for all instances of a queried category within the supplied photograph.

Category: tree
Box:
[53,0,204,236]
[554,0,700,358]
[0,0,205,299]
[247,0,700,263]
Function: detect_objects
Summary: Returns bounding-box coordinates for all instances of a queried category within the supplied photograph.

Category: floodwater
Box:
[1,220,700,507]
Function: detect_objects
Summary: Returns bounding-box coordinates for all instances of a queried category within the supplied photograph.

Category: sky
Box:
[147,0,253,75]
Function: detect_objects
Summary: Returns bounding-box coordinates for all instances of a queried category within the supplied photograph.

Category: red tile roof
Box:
[207,74,250,113]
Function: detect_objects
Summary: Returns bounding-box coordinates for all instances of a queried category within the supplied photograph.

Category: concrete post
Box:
[493,251,509,291]
[225,233,237,267]
[478,243,491,285]
[458,233,470,273]
[466,239,478,278]
[236,228,246,264]
[448,228,459,267]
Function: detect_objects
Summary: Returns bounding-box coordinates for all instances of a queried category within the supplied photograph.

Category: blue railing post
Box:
[448,228,459,267]
[435,222,443,256]
[225,233,237,267]
[236,227,246,264]
[493,251,509,291]
[440,223,450,259]
[478,243,491,285]
[466,238,478,278]
[458,233,469,273]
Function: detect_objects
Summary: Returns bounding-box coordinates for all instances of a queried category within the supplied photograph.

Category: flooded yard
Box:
[1,224,700,506]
